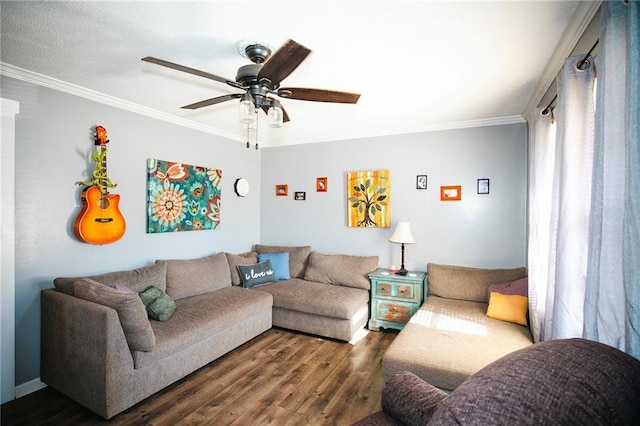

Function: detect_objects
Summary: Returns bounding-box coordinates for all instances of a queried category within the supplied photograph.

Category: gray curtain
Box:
[584,1,640,359]
[526,56,596,343]
[526,110,556,343]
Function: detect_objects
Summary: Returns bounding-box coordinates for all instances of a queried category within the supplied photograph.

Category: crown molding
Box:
[522,0,602,120]
[2,62,525,148]
[286,115,526,147]
[0,62,242,142]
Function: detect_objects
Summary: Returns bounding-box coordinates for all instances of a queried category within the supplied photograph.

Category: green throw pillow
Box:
[139,286,176,322]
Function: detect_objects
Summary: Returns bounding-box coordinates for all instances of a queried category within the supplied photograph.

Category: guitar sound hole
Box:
[98,197,111,209]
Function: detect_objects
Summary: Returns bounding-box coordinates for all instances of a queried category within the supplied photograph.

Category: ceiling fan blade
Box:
[257,40,311,89]
[181,94,241,110]
[261,104,291,122]
[279,87,361,104]
[142,56,242,89]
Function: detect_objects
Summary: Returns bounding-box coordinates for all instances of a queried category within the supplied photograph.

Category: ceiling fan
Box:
[142,39,361,126]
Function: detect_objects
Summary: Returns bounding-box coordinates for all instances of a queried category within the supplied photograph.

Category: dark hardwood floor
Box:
[1,327,398,425]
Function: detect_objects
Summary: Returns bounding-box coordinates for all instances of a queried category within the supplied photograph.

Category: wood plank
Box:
[1,328,398,426]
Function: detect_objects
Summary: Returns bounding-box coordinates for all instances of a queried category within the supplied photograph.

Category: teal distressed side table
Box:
[368,268,426,331]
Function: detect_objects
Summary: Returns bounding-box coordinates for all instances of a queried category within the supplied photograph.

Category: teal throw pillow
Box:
[258,252,290,280]
[237,260,277,288]
[139,286,176,322]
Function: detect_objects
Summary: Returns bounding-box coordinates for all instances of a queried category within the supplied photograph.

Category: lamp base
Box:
[395,268,408,276]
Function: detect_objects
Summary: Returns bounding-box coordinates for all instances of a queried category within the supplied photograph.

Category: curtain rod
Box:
[577,39,600,70]
[541,38,600,116]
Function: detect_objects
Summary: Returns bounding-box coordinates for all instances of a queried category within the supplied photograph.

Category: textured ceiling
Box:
[1,1,584,147]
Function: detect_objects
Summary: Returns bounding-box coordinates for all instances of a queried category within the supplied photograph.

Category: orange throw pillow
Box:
[486,292,528,326]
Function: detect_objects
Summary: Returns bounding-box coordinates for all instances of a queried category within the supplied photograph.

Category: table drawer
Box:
[374,281,416,300]
[374,300,415,323]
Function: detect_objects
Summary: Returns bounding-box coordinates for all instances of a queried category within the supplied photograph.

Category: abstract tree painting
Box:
[347,170,390,228]
[147,159,222,233]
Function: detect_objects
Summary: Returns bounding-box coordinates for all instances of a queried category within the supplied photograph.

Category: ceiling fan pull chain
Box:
[255,111,259,150]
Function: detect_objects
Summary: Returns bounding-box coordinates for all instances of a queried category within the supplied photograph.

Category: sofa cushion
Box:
[427,263,527,303]
[54,262,167,295]
[258,252,291,280]
[139,286,177,322]
[250,278,369,320]
[131,286,273,369]
[304,251,378,290]
[72,278,155,352]
[225,251,258,286]
[486,292,528,326]
[237,260,278,288]
[382,295,533,391]
[255,245,312,278]
[157,252,231,300]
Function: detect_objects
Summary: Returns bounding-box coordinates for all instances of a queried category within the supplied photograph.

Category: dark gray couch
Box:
[355,338,640,425]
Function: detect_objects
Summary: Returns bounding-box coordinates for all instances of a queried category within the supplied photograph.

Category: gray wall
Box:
[2,77,261,384]
[260,124,527,271]
[3,75,527,389]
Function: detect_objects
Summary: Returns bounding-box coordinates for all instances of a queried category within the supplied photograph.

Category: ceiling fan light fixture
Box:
[268,104,283,128]
[239,96,256,124]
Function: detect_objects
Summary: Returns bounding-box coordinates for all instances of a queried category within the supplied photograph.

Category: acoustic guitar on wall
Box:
[73,125,126,245]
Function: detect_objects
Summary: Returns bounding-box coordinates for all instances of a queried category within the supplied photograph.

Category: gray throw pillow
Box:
[237,260,277,288]
[72,278,155,352]
[139,286,176,322]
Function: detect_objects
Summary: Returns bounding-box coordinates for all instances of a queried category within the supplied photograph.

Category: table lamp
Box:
[389,222,416,276]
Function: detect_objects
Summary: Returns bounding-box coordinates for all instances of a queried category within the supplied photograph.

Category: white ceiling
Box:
[1,1,586,147]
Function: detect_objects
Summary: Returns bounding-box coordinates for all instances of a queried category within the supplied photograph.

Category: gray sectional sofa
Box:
[41,245,378,419]
[382,263,533,392]
[252,245,377,341]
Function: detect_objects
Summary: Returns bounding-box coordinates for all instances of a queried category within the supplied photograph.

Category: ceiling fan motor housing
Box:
[236,64,261,86]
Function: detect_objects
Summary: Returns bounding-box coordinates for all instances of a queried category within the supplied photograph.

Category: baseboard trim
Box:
[15,378,47,399]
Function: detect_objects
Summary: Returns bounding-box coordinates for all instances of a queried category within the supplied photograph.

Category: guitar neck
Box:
[100,144,108,194]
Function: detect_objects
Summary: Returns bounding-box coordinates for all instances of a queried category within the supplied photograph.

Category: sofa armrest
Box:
[41,289,134,416]
[382,371,449,425]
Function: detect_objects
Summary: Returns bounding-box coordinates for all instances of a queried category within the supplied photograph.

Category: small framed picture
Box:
[416,175,428,190]
[440,185,462,201]
[316,177,328,192]
[276,184,288,196]
[477,178,490,194]
[295,191,306,200]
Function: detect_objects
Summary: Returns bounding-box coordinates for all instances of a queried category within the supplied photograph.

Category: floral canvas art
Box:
[147,159,222,233]
[347,169,390,228]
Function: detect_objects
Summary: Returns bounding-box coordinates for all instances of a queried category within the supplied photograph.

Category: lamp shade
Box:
[389,222,416,244]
